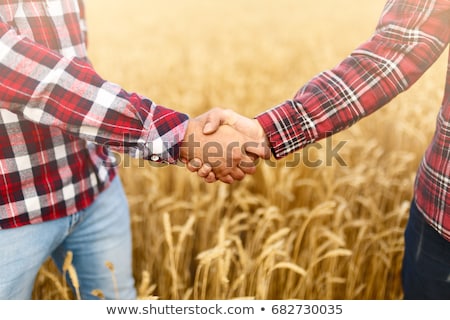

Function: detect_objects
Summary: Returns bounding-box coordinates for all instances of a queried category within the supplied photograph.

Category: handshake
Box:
[180,108,271,184]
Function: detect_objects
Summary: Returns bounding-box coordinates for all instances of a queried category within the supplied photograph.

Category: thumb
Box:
[203,121,217,134]
[202,109,228,134]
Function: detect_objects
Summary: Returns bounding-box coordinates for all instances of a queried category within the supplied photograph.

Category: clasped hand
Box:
[180,108,270,184]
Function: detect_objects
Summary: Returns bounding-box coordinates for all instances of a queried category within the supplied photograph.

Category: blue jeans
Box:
[402,198,450,299]
[0,176,136,300]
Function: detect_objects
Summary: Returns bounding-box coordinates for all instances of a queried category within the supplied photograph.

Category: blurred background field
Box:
[33,0,447,299]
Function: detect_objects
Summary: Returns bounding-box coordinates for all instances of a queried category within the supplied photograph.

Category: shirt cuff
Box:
[255,100,312,159]
[138,106,189,164]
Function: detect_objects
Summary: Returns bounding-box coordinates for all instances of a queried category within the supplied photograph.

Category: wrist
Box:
[252,119,269,145]
[180,119,202,161]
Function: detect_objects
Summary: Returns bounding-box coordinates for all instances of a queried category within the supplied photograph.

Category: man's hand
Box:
[201,108,268,146]
[199,108,271,159]
[180,118,265,184]
[189,108,271,182]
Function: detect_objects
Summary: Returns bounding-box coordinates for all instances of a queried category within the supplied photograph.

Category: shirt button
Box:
[150,155,160,162]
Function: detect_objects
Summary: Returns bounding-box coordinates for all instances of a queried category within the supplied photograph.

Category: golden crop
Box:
[32,0,447,299]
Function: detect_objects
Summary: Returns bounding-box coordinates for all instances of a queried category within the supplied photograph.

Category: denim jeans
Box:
[402,198,450,299]
[0,176,136,300]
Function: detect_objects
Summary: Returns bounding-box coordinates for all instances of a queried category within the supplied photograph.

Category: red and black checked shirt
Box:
[257,0,450,241]
[0,0,188,228]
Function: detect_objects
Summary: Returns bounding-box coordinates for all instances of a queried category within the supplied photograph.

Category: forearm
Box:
[0,22,188,163]
[257,0,449,159]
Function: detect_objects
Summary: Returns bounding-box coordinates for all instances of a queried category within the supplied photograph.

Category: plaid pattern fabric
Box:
[0,0,189,228]
[257,0,450,241]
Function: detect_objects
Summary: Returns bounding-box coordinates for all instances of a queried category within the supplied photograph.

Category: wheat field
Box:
[32,0,448,299]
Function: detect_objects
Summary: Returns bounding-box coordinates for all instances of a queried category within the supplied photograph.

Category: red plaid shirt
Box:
[0,0,188,228]
[257,0,450,241]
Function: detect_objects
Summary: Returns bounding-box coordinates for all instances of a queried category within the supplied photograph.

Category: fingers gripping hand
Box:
[197,108,271,160]
[180,119,259,184]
